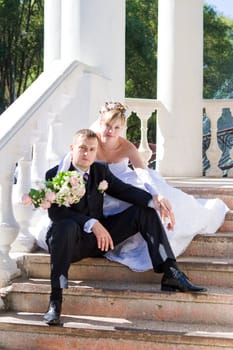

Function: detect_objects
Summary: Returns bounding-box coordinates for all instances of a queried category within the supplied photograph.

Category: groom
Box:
[44,129,206,325]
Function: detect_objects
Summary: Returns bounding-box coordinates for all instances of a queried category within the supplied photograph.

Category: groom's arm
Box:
[99,163,153,206]
[98,162,175,230]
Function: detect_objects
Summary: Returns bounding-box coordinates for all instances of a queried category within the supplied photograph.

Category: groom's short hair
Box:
[72,129,97,143]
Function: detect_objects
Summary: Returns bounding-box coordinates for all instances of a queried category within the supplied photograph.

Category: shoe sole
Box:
[44,316,61,326]
[161,284,207,292]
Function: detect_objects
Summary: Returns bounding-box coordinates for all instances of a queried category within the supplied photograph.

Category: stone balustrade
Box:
[0,62,233,288]
[125,98,233,177]
[203,100,233,177]
[125,98,159,167]
[0,60,108,287]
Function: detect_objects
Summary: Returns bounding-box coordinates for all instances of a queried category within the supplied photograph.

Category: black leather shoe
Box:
[161,267,207,292]
[43,300,62,325]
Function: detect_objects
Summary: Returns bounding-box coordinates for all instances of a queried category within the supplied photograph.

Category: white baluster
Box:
[205,104,222,177]
[138,114,152,167]
[11,157,36,253]
[226,103,233,177]
[31,140,49,186]
[46,113,64,168]
[30,116,50,187]
[126,98,157,167]
[0,154,21,286]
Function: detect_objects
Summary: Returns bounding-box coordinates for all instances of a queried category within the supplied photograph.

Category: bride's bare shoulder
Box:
[119,137,139,158]
[120,137,137,150]
[119,136,145,167]
[120,136,133,146]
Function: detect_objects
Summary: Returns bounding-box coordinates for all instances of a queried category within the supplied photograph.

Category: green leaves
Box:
[203,4,233,98]
[126,1,233,101]
[125,0,158,99]
[0,0,43,111]
[28,187,46,208]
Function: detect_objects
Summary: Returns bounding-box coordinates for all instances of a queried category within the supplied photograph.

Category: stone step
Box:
[167,178,233,209]
[15,252,233,288]
[177,188,233,211]
[2,279,233,327]
[0,312,232,350]
[182,232,233,257]
[219,210,233,231]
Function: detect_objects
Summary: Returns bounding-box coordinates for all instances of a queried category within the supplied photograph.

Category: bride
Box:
[88,101,229,272]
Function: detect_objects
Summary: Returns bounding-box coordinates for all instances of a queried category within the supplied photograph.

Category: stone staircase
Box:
[0,179,233,349]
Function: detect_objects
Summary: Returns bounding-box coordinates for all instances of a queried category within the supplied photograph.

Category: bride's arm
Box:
[125,140,159,195]
[125,139,175,229]
[124,139,145,169]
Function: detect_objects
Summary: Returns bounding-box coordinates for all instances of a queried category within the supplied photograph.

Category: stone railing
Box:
[203,100,233,177]
[125,98,233,177]
[125,98,159,167]
[0,60,108,287]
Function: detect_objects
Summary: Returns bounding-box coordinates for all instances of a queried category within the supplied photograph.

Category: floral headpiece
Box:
[99,101,128,117]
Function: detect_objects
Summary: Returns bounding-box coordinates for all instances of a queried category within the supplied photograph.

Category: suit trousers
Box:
[46,205,175,289]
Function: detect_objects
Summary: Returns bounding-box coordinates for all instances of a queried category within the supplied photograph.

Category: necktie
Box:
[83,172,89,183]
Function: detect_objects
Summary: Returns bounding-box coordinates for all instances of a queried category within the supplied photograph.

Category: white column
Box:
[61,0,125,101]
[44,0,61,70]
[157,0,203,176]
[61,0,81,62]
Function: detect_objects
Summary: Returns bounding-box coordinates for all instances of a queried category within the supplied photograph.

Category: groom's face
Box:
[70,135,98,171]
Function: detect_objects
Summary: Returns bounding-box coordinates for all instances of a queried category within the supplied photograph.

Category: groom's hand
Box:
[92,221,114,251]
[153,194,175,231]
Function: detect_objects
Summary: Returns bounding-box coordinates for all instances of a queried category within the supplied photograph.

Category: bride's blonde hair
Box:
[99,101,128,123]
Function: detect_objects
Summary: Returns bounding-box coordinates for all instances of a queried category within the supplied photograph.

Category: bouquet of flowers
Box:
[22,171,86,209]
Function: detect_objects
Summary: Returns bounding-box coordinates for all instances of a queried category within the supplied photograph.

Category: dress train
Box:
[104,160,229,271]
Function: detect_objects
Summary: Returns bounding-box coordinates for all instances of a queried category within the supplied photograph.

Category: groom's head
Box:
[70,129,98,171]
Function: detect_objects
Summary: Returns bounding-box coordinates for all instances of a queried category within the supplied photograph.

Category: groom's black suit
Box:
[46,161,175,289]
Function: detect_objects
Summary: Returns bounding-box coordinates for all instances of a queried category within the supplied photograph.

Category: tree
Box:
[2,1,233,112]
[125,1,233,146]
[125,0,158,99]
[203,5,233,98]
[0,0,43,113]
[126,1,233,101]
[125,0,158,146]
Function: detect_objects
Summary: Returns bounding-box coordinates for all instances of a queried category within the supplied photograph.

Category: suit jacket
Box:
[46,161,152,230]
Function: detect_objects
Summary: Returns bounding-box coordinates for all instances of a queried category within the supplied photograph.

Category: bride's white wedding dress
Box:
[34,155,229,273]
[104,159,229,272]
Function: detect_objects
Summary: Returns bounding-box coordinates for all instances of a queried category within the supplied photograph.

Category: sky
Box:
[205,0,233,18]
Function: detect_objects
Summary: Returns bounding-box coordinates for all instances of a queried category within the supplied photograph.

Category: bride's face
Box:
[99,117,124,142]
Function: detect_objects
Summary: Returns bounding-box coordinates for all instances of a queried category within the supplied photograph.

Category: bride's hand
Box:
[153,194,175,231]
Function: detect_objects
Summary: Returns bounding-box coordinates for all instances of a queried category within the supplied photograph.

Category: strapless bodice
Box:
[108,159,131,177]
